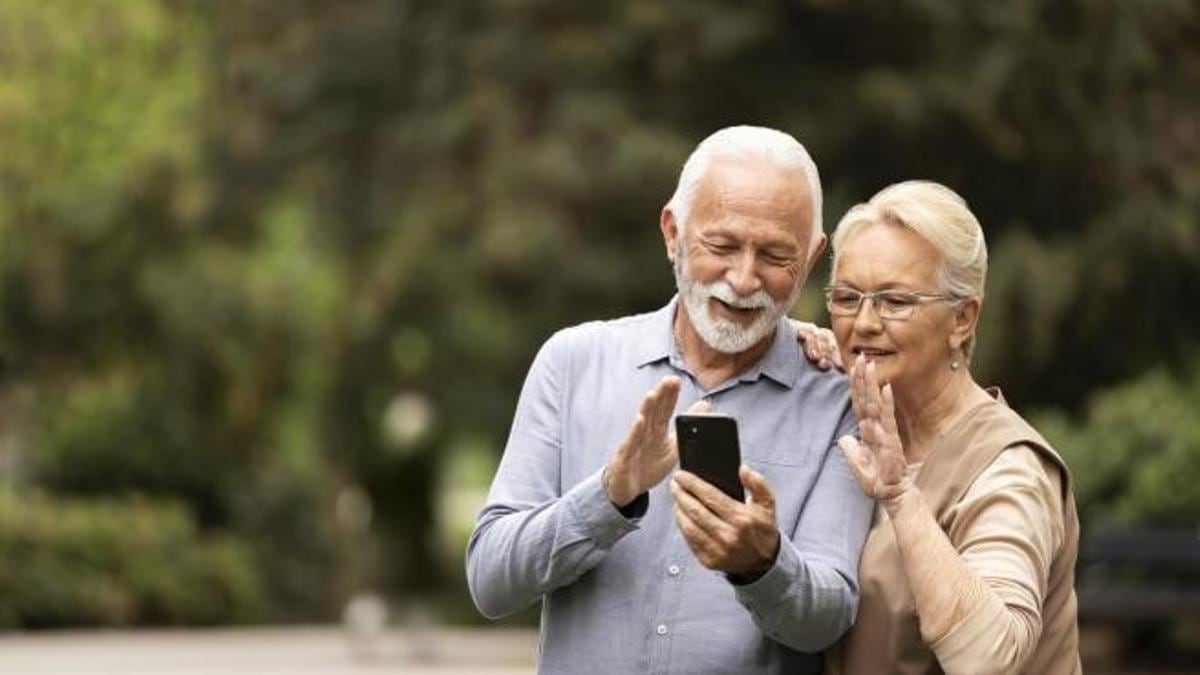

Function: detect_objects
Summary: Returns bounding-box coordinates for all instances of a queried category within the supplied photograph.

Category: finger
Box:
[674,471,742,521]
[880,383,900,439]
[671,475,735,538]
[807,339,824,364]
[647,377,680,428]
[810,345,824,364]
[849,356,867,421]
[792,320,816,343]
[740,466,775,515]
[863,360,883,420]
[673,502,720,565]
[639,379,679,439]
[685,398,713,415]
[867,418,889,454]
[618,413,647,459]
[792,320,827,363]
[838,436,876,494]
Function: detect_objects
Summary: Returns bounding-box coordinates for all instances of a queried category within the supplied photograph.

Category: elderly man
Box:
[466,126,872,674]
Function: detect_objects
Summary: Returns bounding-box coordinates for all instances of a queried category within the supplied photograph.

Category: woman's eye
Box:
[880,294,915,308]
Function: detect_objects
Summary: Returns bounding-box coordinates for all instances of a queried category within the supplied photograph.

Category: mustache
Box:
[706,281,774,310]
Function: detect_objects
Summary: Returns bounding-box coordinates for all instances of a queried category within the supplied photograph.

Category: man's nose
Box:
[726,250,762,296]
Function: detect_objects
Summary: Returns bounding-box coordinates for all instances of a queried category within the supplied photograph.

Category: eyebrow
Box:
[702,229,801,253]
[832,282,921,292]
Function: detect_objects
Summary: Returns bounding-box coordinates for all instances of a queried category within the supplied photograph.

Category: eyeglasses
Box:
[824,285,959,321]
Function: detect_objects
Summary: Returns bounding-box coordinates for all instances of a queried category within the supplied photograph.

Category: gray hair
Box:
[831,180,988,357]
[666,126,823,249]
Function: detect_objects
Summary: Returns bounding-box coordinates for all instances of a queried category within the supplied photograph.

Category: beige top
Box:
[917,447,1063,671]
[827,396,1081,675]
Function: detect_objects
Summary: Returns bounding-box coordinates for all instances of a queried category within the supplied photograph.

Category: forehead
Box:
[690,157,813,243]
[834,222,942,289]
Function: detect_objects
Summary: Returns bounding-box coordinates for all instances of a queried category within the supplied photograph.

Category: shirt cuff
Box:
[929,590,1008,671]
[564,469,644,548]
[618,491,649,519]
[731,530,798,611]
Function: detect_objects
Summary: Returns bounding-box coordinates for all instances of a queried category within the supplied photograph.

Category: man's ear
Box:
[807,232,828,268]
[949,297,981,352]
[661,206,680,263]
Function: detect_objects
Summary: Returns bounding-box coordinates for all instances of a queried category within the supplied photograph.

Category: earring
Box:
[950,360,960,371]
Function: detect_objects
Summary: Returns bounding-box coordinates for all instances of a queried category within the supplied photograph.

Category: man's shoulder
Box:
[541,308,664,354]
[793,356,852,400]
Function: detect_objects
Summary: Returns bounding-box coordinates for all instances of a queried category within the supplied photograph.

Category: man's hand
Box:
[790,319,843,371]
[671,466,781,576]
[603,377,684,507]
[838,355,911,507]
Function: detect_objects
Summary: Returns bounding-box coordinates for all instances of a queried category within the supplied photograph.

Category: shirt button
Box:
[656,624,668,636]
[667,564,681,576]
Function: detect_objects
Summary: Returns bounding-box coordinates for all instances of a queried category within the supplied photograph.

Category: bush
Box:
[0,489,265,628]
[1034,362,1200,528]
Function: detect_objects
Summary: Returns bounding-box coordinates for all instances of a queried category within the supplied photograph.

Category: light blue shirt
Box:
[467,298,873,674]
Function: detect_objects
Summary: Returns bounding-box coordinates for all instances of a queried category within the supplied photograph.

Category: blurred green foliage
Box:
[0,489,263,627]
[1037,363,1200,527]
[0,0,1197,626]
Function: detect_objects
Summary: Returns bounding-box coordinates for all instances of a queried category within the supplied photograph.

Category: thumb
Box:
[838,435,874,494]
[740,466,775,514]
[685,398,714,414]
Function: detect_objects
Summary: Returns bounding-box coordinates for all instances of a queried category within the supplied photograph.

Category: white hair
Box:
[666,126,823,249]
[831,180,989,357]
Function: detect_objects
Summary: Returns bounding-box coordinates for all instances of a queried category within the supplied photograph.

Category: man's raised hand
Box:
[603,377,685,507]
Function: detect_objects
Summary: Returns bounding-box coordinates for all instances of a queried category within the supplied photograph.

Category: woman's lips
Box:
[851,346,895,358]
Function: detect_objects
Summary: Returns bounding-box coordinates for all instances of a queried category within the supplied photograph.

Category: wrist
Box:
[602,465,637,507]
[881,481,920,520]
[728,534,780,584]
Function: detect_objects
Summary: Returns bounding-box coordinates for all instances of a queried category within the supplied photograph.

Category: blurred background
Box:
[1,0,1197,672]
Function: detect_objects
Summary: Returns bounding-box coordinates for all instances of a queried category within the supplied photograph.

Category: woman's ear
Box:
[949,297,981,352]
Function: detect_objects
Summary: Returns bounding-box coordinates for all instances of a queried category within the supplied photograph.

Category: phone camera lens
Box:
[690,426,698,434]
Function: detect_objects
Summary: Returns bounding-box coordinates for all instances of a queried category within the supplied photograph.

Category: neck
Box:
[891,366,990,463]
[674,304,773,390]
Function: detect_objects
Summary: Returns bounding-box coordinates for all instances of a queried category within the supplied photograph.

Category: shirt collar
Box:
[632,297,678,368]
[635,296,801,390]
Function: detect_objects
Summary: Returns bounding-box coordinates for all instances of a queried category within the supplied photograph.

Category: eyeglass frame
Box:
[823,285,962,321]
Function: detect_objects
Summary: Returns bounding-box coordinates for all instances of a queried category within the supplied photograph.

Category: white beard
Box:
[674,241,799,354]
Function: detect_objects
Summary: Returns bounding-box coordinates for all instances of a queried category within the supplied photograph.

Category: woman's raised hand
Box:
[838,355,911,503]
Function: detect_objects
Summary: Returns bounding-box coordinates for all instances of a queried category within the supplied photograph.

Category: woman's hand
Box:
[790,320,843,371]
[838,355,912,504]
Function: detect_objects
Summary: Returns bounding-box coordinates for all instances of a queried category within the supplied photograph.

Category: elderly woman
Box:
[810,181,1081,674]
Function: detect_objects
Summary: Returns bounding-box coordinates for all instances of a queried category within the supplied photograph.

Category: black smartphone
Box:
[675,413,745,502]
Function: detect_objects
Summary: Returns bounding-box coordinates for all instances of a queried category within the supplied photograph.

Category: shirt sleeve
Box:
[930,445,1066,675]
[465,329,642,619]
[732,403,874,652]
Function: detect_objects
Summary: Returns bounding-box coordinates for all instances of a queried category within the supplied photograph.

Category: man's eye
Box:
[709,243,737,254]
[831,291,860,305]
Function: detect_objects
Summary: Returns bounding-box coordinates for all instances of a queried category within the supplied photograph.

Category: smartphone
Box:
[675,413,745,502]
